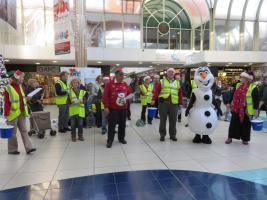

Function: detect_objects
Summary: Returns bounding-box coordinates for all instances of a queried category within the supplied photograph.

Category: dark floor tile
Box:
[152,170,173,180]
[117,180,162,195]
[187,185,223,200]
[165,188,195,200]
[178,175,205,188]
[18,190,47,200]
[93,173,115,186]
[0,187,26,200]
[157,177,184,191]
[229,181,267,195]
[171,170,197,178]
[241,192,267,200]
[114,171,154,184]
[119,191,168,200]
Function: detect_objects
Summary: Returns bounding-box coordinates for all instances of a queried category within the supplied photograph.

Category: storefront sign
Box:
[60,67,101,85]
[37,66,60,74]
[54,0,71,55]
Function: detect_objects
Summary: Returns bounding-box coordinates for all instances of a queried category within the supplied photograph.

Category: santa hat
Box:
[115,68,124,75]
[154,74,160,79]
[144,76,151,81]
[240,72,253,80]
[12,70,25,80]
[103,76,110,80]
[166,68,175,73]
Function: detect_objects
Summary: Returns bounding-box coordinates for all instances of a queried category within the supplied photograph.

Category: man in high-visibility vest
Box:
[55,71,70,133]
[4,70,36,155]
[140,76,154,124]
[68,77,87,142]
[152,68,183,142]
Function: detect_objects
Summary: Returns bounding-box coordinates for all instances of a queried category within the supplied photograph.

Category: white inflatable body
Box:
[188,67,218,135]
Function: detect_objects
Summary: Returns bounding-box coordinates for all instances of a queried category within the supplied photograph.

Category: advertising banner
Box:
[0,0,17,29]
[54,0,71,55]
[60,67,101,85]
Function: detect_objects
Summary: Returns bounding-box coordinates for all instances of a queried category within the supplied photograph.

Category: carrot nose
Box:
[201,73,207,79]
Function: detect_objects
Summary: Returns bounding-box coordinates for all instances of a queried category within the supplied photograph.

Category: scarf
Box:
[231,83,249,123]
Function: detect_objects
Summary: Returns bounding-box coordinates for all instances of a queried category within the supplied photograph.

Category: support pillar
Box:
[74,0,87,68]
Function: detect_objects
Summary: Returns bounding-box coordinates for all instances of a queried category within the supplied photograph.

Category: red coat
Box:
[4,83,26,117]
[102,80,130,110]
[153,81,183,105]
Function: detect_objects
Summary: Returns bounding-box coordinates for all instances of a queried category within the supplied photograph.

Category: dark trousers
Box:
[95,102,102,127]
[71,115,83,138]
[127,102,131,119]
[155,100,159,117]
[159,101,178,137]
[58,104,69,130]
[107,109,127,144]
[141,104,153,123]
[178,113,182,121]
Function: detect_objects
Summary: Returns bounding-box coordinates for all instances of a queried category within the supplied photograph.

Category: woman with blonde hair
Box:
[226,71,259,145]
[68,77,87,142]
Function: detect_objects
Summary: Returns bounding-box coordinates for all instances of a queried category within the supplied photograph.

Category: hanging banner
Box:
[0,0,17,29]
[54,0,71,55]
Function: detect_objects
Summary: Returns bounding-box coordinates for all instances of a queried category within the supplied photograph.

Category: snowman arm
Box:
[185,93,196,116]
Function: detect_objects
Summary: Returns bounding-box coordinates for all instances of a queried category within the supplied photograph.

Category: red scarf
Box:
[231,83,249,123]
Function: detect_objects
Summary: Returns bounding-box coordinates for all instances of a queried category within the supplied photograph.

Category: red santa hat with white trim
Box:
[12,70,25,80]
[240,71,253,80]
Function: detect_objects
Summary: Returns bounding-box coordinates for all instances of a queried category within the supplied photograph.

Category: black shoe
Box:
[185,124,188,127]
[59,129,66,133]
[27,148,36,154]
[193,134,202,143]
[160,136,165,142]
[178,119,181,123]
[119,139,127,144]
[106,143,112,148]
[202,135,212,144]
[170,136,178,142]
[8,151,20,155]
[148,121,152,125]
[64,127,71,131]
[127,117,131,120]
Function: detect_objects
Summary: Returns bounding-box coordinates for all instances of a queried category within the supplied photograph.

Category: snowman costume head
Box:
[194,67,214,91]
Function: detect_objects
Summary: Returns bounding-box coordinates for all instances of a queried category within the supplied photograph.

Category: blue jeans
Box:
[71,115,83,137]
[102,110,108,131]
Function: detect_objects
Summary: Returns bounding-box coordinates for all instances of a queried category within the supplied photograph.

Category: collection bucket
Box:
[0,125,14,139]
[148,107,157,118]
[251,119,263,131]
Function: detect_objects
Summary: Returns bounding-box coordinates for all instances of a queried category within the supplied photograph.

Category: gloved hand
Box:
[218,109,223,117]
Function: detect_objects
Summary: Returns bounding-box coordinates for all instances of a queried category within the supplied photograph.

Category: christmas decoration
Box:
[0,55,8,117]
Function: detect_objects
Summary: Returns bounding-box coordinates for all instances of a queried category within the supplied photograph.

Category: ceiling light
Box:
[116,64,120,66]
[139,62,143,64]
[226,65,229,67]
[244,65,248,67]
[52,60,58,63]
[35,62,40,65]
[228,63,232,65]
[249,63,253,65]
[97,61,102,64]
[149,66,153,68]
[4,59,10,62]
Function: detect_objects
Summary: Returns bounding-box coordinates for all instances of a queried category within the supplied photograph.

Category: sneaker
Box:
[160,136,165,142]
[225,138,232,144]
[8,151,20,155]
[242,141,249,145]
[119,139,127,144]
[106,143,112,148]
[27,148,36,154]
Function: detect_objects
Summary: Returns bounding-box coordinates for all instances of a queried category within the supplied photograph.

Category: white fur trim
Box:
[144,76,151,81]
[240,72,253,80]
[166,68,175,73]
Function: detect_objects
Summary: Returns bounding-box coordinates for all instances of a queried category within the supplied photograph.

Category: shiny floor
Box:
[1,170,267,200]
[1,104,267,199]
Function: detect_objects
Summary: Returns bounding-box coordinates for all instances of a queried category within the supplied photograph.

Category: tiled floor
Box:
[1,104,267,199]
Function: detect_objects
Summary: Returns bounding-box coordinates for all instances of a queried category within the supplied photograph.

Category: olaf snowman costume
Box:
[185,67,222,144]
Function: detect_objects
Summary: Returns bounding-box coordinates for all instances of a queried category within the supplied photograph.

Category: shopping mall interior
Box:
[1,0,267,199]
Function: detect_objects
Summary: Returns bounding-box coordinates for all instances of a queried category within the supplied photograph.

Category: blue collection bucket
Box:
[251,119,263,131]
[0,125,14,139]
[148,107,157,118]
[86,102,92,109]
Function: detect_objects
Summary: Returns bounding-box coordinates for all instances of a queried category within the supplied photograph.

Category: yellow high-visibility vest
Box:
[158,79,180,104]
[5,84,29,122]
[139,84,153,106]
[69,89,86,118]
[236,83,257,116]
[55,80,69,105]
